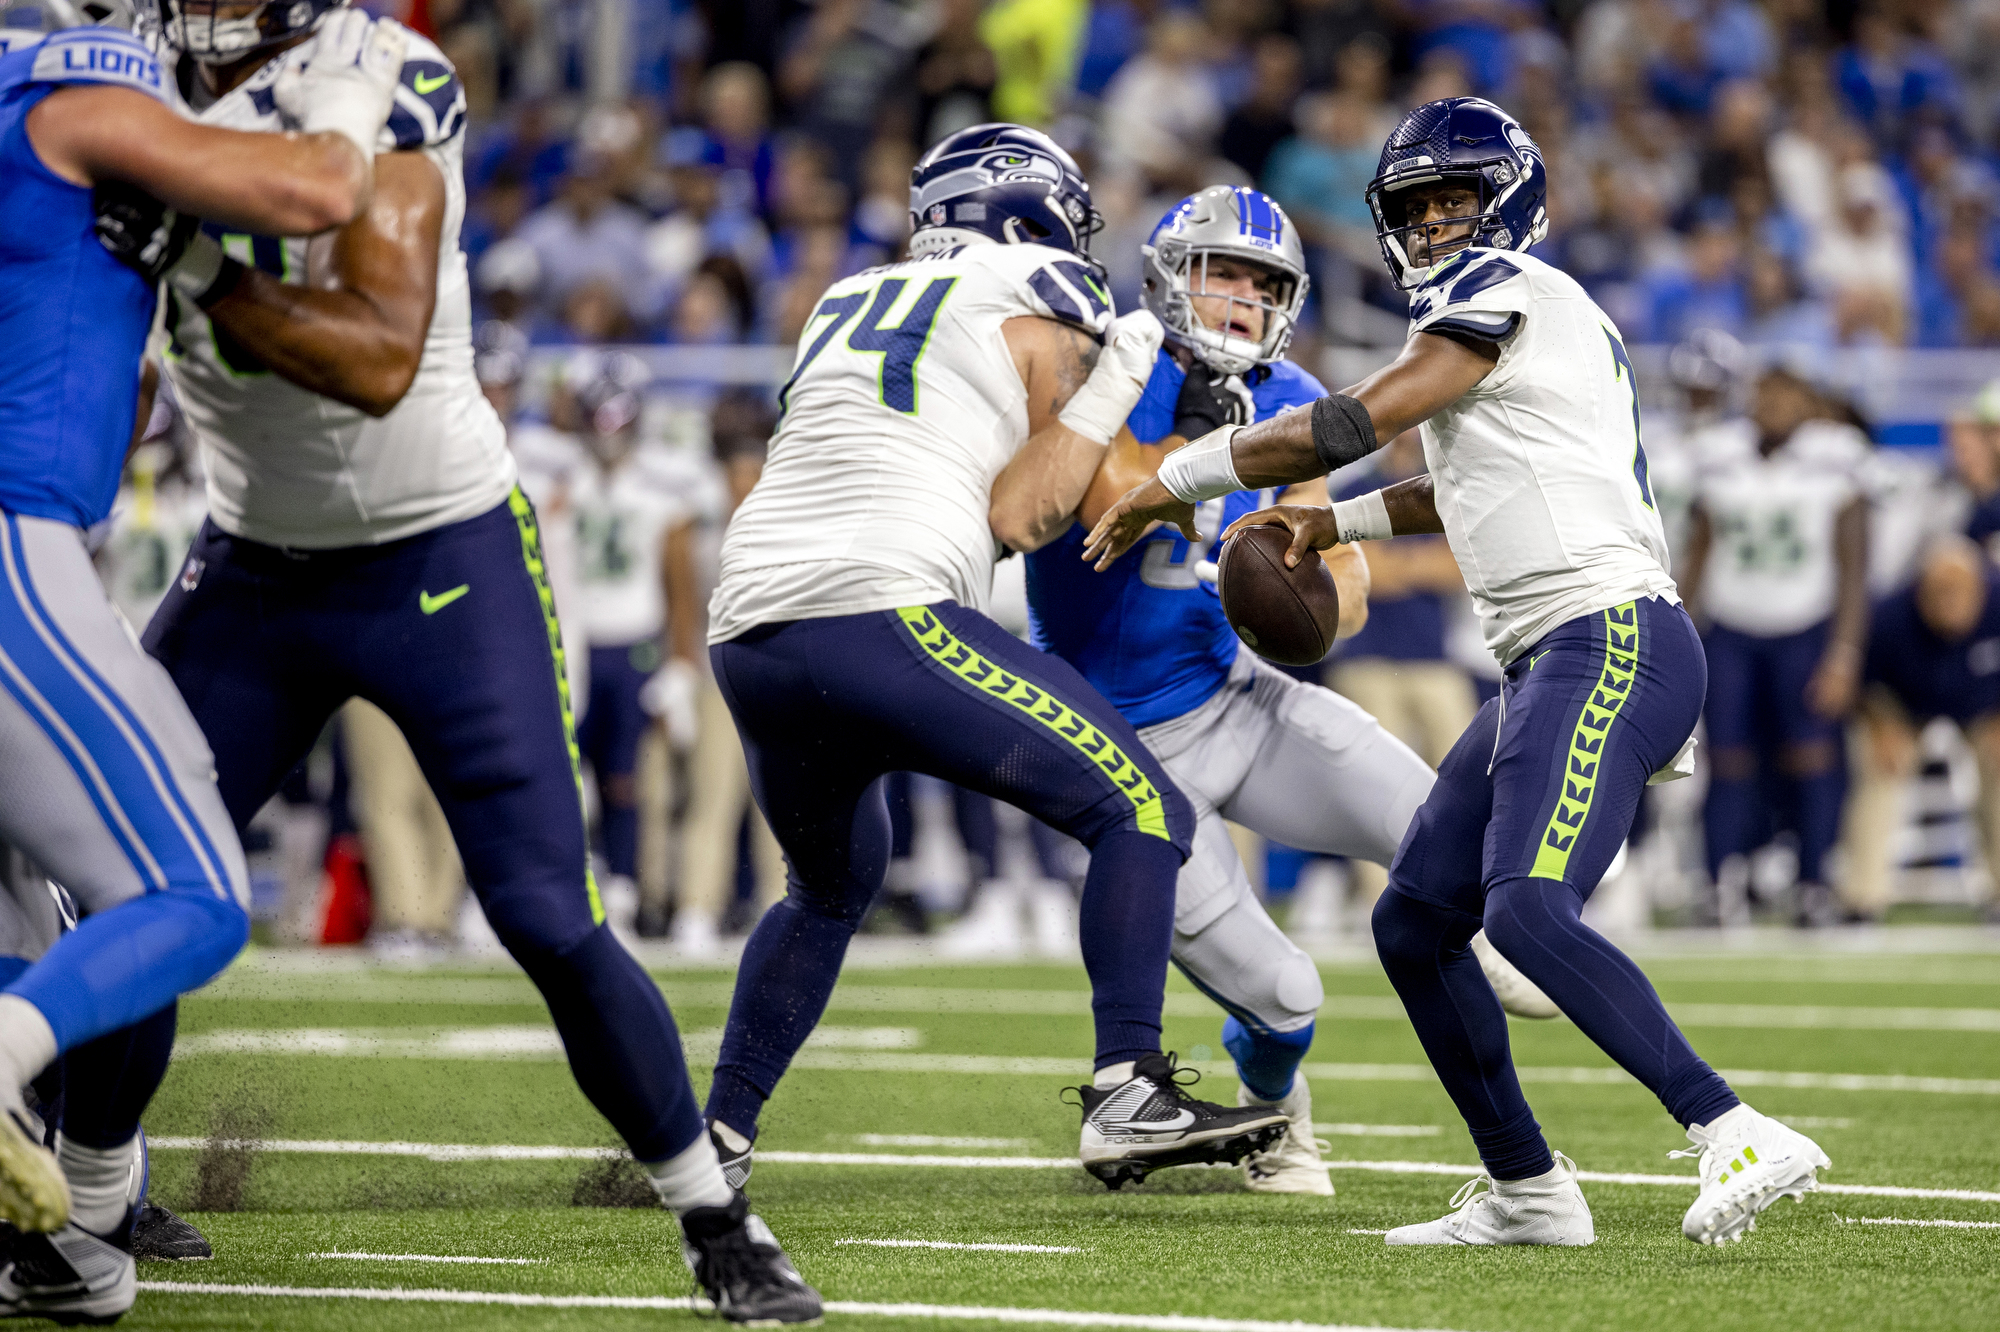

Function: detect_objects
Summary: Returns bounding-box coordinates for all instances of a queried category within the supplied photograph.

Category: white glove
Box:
[1058,310,1165,445]
[274,11,409,165]
[639,658,700,751]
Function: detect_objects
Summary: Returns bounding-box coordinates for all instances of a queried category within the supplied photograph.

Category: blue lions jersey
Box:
[1025,354,1326,727]
[0,28,166,529]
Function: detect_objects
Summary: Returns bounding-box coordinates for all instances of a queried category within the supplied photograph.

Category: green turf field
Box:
[123,942,2000,1332]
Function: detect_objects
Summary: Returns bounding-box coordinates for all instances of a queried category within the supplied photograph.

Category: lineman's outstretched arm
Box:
[989,311,1161,553]
[1081,331,1495,567]
[194,152,445,417]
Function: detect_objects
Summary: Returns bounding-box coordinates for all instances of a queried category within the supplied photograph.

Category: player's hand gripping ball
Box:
[1216,524,1339,666]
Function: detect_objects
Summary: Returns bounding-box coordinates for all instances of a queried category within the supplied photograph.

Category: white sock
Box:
[640,1132,734,1216]
[0,995,56,1110]
[710,1119,751,1155]
[1494,1158,1571,1195]
[57,1134,137,1235]
[1093,1061,1135,1090]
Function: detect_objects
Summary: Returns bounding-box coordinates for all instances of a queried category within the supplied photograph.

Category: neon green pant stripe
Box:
[1529,601,1639,882]
[896,606,1170,841]
[508,486,604,926]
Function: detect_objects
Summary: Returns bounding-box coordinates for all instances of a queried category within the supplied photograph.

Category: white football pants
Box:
[1139,651,1435,1034]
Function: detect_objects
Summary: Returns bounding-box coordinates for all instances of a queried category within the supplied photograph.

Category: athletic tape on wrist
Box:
[1058,364,1147,445]
[1311,394,1380,473]
[166,232,241,310]
[1158,425,1244,503]
[1329,490,1392,543]
[304,103,386,172]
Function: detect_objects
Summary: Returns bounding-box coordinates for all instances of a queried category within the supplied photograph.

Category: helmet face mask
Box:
[1142,186,1310,376]
[161,0,343,66]
[908,124,1105,279]
[1366,98,1549,290]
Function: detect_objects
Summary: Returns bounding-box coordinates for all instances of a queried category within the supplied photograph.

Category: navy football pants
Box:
[145,492,704,1162]
[578,641,656,879]
[1373,597,1738,1179]
[706,601,1193,1136]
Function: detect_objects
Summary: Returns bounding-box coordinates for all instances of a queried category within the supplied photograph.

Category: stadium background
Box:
[108,0,2000,954]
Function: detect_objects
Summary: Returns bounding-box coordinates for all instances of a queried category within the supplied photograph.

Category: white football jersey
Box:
[1693,418,1865,637]
[156,26,515,548]
[572,443,714,647]
[1405,247,1678,664]
[708,241,1114,643]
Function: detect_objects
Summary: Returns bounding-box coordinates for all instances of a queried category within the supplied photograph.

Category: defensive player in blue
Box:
[1089,98,1831,1248]
[0,1,397,1317]
[1026,187,1434,1195]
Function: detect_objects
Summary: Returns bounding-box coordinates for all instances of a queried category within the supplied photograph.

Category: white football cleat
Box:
[1239,1076,1333,1196]
[1471,930,1562,1020]
[0,1108,67,1235]
[0,1215,136,1323]
[1674,1104,1829,1245]
[1385,1151,1594,1246]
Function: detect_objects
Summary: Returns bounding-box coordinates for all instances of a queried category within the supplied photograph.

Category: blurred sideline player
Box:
[343,697,465,956]
[1089,97,1830,1247]
[1027,186,1435,1194]
[702,125,1288,1191]
[1678,366,1869,927]
[1641,329,1748,565]
[558,351,705,934]
[1844,537,2000,921]
[109,0,819,1317]
[1950,379,2000,560]
[0,1,395,1318]
[96,384,209,631]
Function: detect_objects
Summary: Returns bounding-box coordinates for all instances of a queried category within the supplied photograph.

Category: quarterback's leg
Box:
[0,514,248,1324]
[1477,599,1827,1244]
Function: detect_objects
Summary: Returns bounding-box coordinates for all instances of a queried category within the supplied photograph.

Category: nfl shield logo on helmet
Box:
[928,204,946,227]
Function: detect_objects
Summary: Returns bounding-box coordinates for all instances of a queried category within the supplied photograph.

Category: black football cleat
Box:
[1072,1051,1289,1190]
[129,1203,211,1262]
[680,1192,822,1326]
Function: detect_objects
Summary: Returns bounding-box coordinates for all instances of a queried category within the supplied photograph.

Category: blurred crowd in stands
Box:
[357,0,2000,351]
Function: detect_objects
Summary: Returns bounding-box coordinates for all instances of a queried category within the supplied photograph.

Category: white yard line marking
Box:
[850,1134,1034,1148]
[1835,1216,2000,1230]
[141,1138,2000,1204]
[164,1030,2000,1097]
[199,975,2000,1033]
[1778,1118,1855,1129]
[1321,1125,1440,1137]
[1344,1229,1391,1235]
[308,1253,541,1265]
[836,1239,1083,1254]
[134,1282,1469,1331]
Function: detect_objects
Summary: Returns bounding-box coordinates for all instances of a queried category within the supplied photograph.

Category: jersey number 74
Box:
[778,277,959,416]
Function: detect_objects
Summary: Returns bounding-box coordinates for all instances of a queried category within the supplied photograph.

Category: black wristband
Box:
[194,256,247,311]
[1311,394,1379,473]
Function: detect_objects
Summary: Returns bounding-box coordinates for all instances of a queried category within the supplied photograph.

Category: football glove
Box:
[273,10,409,163]
[1057,310,1164,444]
[638,658,700,751]
[1172,359,1253,442]
[93,183,243,309]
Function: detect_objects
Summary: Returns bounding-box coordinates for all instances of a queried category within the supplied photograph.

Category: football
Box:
[1215,523,1340,666]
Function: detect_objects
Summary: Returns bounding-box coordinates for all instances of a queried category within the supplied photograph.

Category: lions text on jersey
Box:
[1692,419,1866,638]
[153,26,514,548]
[1405,247,1678,665]
[1025,354,1321,727]
[708,242,1113,642]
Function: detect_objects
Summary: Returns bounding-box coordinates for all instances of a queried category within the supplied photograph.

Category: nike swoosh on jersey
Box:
[413,71,452,94]
[419,584,470,614]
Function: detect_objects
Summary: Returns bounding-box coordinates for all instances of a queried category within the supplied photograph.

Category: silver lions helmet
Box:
[159,0,346,64]
[2,0,138,32]
[1141,186,1310,376]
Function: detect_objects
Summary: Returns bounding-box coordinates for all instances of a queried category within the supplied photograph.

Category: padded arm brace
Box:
[1311,394,1380,475]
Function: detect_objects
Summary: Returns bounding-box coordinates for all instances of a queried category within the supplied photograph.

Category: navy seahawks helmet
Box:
[909,123,1103,273]
[1366,98,1548,290]
[160,0,346,64]
[2,0,137,34]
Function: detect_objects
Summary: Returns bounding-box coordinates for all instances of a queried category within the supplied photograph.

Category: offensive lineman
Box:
[0,1,396,1318]
[1087,98,1831,1246]
[1027,186,1435,1194]
[702,124,1287,1191]
[94,0,818,1317]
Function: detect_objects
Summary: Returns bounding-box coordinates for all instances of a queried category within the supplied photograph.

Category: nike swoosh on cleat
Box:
[419,585,470,615]
[413,71,452,94]
[1103,1109,1196,1133]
